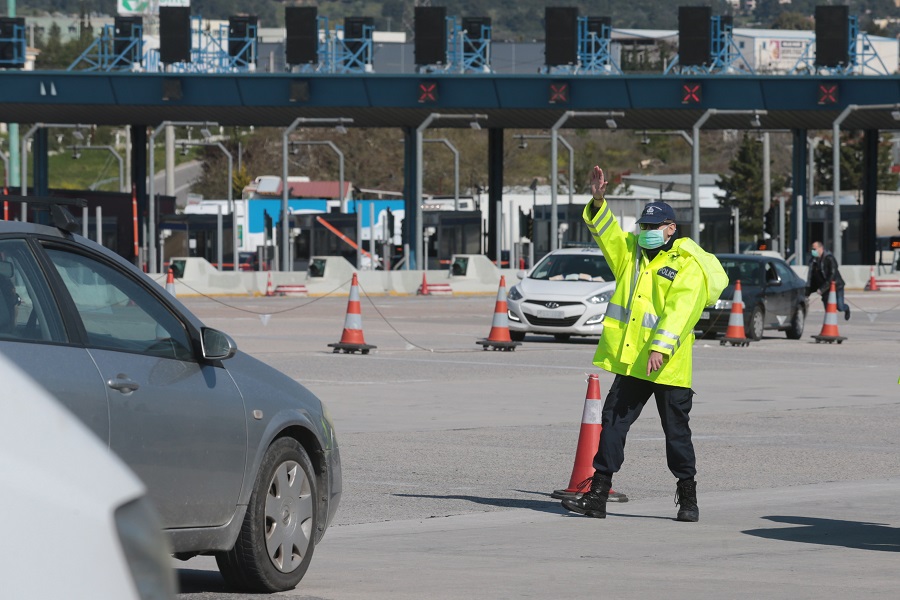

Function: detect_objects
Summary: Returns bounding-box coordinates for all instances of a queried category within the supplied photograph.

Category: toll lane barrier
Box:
[150,256,514,297]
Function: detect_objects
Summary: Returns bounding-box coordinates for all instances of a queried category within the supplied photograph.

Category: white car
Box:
[507,248,616,342]
[0,353,177,600]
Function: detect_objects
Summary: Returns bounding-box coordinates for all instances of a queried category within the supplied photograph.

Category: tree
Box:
[716,133,786,241]
[813,132,899,195]
[771,11,814,30]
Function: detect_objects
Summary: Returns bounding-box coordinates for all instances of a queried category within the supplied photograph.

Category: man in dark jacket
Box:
[807,241,850,320]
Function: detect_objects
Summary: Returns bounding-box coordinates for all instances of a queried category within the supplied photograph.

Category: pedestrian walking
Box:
[807,241,850,320]
[561,166,728,522]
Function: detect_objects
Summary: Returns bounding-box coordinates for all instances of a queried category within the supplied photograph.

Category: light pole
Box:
[282,117,353,272]
[422,138,460,210]
[830,104,900,265]
[20,123,90,221]
[551,111,623,251]
[69,145,125,192]
[416,113,487,269]
[149,121,217,273]
[691,110,766,243]
[180,138,236,271]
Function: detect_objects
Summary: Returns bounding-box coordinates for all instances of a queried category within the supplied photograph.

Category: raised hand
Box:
[591,166,608,201]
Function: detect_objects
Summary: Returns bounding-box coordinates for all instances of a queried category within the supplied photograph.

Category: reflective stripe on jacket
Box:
[583,199,726,388]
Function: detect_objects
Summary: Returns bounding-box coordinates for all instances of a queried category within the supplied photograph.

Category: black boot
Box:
[675,478,699,522]
[561,473,611,518]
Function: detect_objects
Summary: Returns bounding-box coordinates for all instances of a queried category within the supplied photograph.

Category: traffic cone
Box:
[328,273,377,354]
[476,275,521,351]
[812,281,847,344]
[720,279,751,347]
[265,272,274,297]
[418,272,431,296]
[551,374,628,503]
[165,268,176,297]
[866,266,880,291]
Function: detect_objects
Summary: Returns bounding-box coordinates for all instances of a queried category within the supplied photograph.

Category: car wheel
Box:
[510,330,525,342]
[748,305,765,341]
[553,334,571,342]
[786,306,805,340]
[216,438,317,592]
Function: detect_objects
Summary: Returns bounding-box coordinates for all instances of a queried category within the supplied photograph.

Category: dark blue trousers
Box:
[593,373,697,481]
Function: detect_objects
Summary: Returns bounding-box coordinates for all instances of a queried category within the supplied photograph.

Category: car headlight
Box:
[114,497,177,600]
[715,299,733,310]
[588,291,612,304]
[507,286,522,301]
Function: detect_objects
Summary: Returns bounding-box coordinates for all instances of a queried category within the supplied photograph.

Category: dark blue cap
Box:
[635,201,676,225]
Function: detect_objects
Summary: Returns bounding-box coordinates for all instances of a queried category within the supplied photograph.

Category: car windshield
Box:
[530,253,614,282]
[719,259,764,286]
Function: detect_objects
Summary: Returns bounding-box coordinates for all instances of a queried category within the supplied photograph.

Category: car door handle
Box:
[107,374,139,394]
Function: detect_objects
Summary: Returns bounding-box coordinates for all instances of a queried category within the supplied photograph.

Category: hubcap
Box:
[264,460,313,573]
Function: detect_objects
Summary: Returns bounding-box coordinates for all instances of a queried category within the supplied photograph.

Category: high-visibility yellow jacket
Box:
[583,199,728,388]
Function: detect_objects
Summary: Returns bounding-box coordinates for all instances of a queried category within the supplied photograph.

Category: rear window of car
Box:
[530,254,614,282]
[719,259,763,286]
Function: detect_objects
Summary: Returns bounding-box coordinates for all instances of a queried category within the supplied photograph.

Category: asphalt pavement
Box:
[173,290,900,599]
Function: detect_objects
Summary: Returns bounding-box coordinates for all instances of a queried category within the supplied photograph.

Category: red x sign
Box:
[418,81,438,103]
[818,83,838,105]
[549,82,569,104]
[681,83,702,104]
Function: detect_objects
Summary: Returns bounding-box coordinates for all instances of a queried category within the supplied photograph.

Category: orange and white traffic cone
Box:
[165,268,176,297]
[476,275,521,351]
[265,271,275,297]
[418,272,430,296]
[866,266,880,291]
[721,279,751,347]
[812,281,847,344]
[328,273,377,354]
[551,374,628,503]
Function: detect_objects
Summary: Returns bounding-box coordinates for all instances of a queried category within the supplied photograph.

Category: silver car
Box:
[0,202,340,593]
[507,248,616,341]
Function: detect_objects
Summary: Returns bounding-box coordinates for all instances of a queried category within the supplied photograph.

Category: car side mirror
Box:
[516,269,525,279]
[201,328,237,361]
[767,274,782,286]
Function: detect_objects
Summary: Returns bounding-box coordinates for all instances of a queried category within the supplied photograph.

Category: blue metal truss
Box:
[543,17,621,75]
[0,21,26,68]
[145,16,257,74]
[790,16,890,76]
[331,23,374,74]
[68,22,143,72]
[577,18,621,75]
[666,15,754,75]
[447,18,492,73]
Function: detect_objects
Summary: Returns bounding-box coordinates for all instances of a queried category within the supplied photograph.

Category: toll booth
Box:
[806,204,864,265]
[422,211,482,270]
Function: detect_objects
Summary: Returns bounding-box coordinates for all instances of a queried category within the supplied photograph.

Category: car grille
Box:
[523,300,583,308]
[524,314,581,327]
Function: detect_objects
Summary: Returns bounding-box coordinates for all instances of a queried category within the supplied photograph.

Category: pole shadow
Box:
[393,492,562,514]
[396,492,674,521]
[742,516,900,552]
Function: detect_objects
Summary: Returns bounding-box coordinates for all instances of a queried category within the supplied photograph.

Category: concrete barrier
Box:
[152,255,900,298]
[163,257,252,296]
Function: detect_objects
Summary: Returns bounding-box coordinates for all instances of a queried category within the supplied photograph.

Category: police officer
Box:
[561,166,727,522]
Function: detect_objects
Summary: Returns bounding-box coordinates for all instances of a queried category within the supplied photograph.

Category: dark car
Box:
[695,253,808,341]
